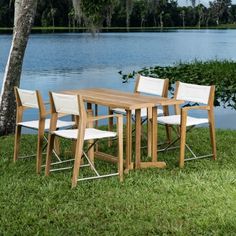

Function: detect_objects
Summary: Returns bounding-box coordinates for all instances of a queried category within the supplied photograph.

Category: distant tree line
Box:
[1,0,235,28]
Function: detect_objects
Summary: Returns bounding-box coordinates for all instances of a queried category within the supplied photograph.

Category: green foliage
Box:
[80,0,115,28]
[1,0,236,28]
[0,128,236,234]
[122,60,236,109]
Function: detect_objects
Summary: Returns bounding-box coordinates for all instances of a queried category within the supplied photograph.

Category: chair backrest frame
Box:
[174,81,215,114]
[49,92,87,139]
[14,87,47,123]
[134,74,169,98]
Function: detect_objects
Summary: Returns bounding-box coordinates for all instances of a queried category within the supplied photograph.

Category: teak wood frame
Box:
[14,87,49,174]
[166,81,217,168]
[45,92,123,188]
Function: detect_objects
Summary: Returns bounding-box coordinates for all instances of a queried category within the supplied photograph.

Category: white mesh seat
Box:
[45,92,123,188]
[18,119,74,130]
[158,81,216,168]
[158,115,209,126]
[53,128,117,140]
[112,107,164,117]
[13,87,75,174]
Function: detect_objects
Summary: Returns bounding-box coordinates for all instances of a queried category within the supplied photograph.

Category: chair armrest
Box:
[182,105,210,112]
[160,99,185,106]
[87,114,123,122]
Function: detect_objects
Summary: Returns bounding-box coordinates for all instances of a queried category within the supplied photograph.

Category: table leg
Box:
[152,106,157,162]
[125,110,132,172]
[138,106,166,169]
[108,107,113,147]
[135,109,141,169]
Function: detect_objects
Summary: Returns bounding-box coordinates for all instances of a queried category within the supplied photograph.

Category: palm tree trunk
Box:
[126,0,133,31]
[0,0,38,135]
[14,0,22,27]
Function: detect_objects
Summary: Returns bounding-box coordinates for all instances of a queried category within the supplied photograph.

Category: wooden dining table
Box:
[63,88,183,172]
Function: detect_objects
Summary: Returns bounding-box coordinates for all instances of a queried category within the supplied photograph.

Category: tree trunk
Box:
[126,0,133,31]
[160,12,164,28]
[14,0,22,27]
[0,0,38,135]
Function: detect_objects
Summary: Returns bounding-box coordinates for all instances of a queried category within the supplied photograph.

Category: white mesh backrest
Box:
[137,75,165,96]
[52,92,80,115]
[17,88,38,108]
[176,82,211,104]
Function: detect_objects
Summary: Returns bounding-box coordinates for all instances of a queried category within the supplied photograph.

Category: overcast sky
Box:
[178,0,236,6]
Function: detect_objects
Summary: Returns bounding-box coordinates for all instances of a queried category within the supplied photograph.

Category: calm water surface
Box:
[0,30,236,129]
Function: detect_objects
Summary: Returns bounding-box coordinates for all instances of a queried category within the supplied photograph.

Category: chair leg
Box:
[45,134,55,176]
[179,113,187,168]
[54,137,61,156]
[208,110,217,160]
[117,116,123,182]
[13,125,22,163]
[163,106,172,144]
[36,120,45,174]
[71,138,84,188]
[165,124,172,144]
[87,110,94,164]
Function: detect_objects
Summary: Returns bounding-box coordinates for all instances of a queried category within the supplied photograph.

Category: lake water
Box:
[0,30,236,129]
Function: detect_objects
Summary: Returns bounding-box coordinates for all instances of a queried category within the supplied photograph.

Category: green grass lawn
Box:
[0,127,236,235]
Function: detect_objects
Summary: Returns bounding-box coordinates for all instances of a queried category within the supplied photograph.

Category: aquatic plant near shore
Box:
[121,60,236,109]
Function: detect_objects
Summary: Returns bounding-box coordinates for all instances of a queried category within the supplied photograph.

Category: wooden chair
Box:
[112,74,169,117]
[158,81,216,167]
[109,74,170,151]
[45,92,123,188]
[14,87,75,173]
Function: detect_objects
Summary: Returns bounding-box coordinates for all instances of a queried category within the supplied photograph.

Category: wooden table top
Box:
[63,88,183,110]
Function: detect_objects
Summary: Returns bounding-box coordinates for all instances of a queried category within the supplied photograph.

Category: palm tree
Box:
[209,0,231,25]
[125,0,133,30]
[196,4,205,28]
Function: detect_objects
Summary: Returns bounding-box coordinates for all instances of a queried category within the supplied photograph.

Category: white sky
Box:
[178,0,236,6]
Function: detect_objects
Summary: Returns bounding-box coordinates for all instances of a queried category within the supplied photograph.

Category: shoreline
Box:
[1,25,236,33]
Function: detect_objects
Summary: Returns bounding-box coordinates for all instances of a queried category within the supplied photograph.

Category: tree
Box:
[0,0,38,135]
[228,4,236,23]
[72,0,117,31]
[196,4,205,28]
[181,9,185,27]
[0,0,14,27]
[0,0,118,135]
[209,0,231,25]
[148,0,160,27]
[189,0,196,23]
[125,0,133,29]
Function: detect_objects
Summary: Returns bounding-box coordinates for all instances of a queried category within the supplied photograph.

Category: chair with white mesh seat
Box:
[14,87,75,174]
[109,74,170,146]
[158,81,217,167]
[112,74,168,117]
[45,92,123,188]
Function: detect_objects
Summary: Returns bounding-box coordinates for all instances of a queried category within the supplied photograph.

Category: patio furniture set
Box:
[13,75,216,188]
